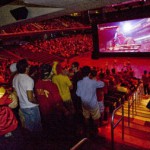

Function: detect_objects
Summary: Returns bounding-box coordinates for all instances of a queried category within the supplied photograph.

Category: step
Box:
[98,117,150,150]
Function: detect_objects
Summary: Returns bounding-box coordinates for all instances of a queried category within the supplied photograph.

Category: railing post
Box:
[127,84,140,127]
[111,123,114,150]
[135,91,137,114]
[128,96,130,126]
[111,104,124,150]
[132,94,134,117]
[122,105,124,140]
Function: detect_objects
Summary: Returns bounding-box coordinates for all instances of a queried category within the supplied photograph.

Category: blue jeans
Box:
[21,106,42,132]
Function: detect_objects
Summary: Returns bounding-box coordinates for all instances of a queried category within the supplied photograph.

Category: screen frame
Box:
[91,5,150,58]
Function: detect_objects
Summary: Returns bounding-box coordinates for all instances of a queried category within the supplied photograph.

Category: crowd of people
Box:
[28,33,93,57]
[0,17,89,34]
[0,20,150,143]
[0,13,150,150]
[1,56,149,145]
[0,33,93,83]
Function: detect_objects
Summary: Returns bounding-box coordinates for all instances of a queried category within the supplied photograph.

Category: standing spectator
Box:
[28,65,39,84]
[97,72,109,125]
[52,63,75,120]
[71,61,82,114]
[76,66,104,137]
[13,59,42,134]
[142,70,149,95]
[35,64,68,132]
[70,61,83,136]
[146,72,150,110]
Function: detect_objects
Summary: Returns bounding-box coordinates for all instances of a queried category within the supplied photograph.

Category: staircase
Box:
[97,95,150,150]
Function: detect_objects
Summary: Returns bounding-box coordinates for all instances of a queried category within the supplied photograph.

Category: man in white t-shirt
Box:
[13,59,42,133]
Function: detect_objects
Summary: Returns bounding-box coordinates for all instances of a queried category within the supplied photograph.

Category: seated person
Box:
[117,82,129,94]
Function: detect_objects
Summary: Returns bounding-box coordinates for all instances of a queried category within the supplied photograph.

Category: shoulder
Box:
[26,74,33,81]
[62,75,71,81]
[77,79,83,85]
[35,79,42,86]
[13,74,18,81]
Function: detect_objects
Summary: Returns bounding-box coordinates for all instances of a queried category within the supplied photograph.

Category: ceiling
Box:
[1,0,146,27]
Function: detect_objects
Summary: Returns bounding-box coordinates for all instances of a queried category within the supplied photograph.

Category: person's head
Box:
[40,64,52,79]
[9,63,17,73]
[29,65,37,74]
[72,61,79,72]
[81,66,91,77]
[106,69,110,76]
[99,72,105,80]
[144,70,147,74]
[111,68,116,74]
[90,69,97,79]
[16,59,29,74]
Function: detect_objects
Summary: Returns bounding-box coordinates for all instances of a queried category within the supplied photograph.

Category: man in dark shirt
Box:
[71,62,82,114]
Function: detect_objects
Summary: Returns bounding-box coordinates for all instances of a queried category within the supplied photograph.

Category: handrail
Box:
[70,138,89,150]
[127,87,139,126]
[111,104,124,150]
[128,93,134,126]
[0,27,91,39]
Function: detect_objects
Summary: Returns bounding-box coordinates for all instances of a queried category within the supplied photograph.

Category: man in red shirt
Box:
[35,64,68,131]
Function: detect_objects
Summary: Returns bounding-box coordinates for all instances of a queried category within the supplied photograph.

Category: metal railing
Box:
[128,92,136,126]
[127,83,143,126]
[111,104,124,150]
[70,138,89,150]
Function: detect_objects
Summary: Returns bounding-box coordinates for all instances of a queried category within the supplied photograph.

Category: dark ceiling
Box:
[1,0,150,27]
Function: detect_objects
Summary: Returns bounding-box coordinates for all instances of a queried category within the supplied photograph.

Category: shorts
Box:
[82,105,100,120]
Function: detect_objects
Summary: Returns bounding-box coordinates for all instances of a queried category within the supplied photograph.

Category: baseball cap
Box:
[10,63,17,73]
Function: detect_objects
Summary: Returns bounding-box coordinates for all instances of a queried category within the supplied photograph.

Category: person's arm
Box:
[66,76,73,90]
[8,91,18,109]
[97,80,105,88]
[27,90,37,104]
[76,82,81,97]
[12,88,18,97]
